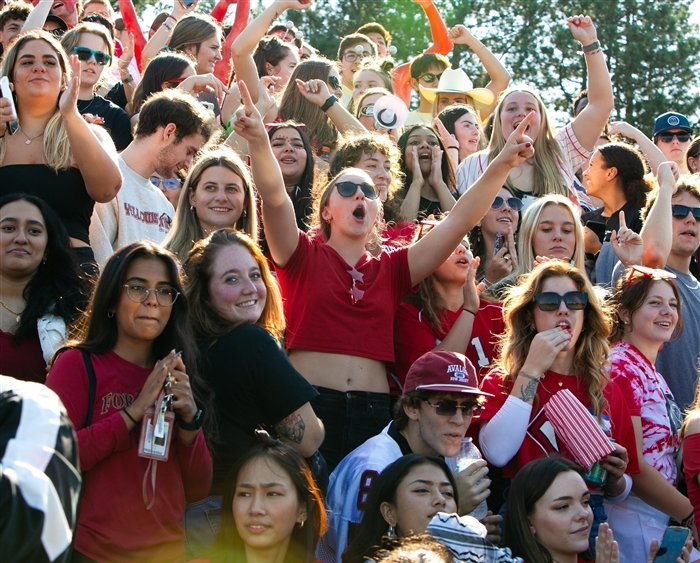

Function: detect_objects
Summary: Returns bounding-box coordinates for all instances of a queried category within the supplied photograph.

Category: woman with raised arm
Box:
[457,16,613,207]
[232,79,535,469]
[0,31,121,273]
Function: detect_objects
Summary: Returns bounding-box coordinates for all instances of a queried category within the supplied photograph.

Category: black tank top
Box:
[0,164,93,244]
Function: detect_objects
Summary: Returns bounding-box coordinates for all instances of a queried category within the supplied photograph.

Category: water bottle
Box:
[454,438,489,520]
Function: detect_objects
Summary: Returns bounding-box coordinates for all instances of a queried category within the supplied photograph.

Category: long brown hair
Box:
[497,261,612,419]
[183,229,285,342]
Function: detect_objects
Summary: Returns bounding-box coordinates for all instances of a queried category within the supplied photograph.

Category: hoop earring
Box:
[107,310,115,318]
[190,205,195,213]
[298,520,305,528]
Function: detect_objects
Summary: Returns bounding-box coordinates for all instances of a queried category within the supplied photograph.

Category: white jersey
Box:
[316,423,403,563]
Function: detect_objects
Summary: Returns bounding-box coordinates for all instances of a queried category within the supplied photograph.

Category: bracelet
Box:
[518,371,541,382]
[581,40,600,53]
[123,408,138,425]
[162,20,173,32]
[681,510,695,528]
[166,14,177,23]
[320,95,337,112]
[483,277,494,287]
[462,308,477,316]
[448,145,459,150]
[121,74,134,84]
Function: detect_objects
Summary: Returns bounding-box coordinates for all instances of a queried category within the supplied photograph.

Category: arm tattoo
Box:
[275,413,306,444]
[519,378,539,403]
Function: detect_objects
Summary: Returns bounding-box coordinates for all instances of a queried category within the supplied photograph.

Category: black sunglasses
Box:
[418,72,443,83]
[328,75,341,91]
[671,204,700,220]
[359,105,374,117]
[491,196,523,211]
[534,291,588,312]
[72,46,111,66]
[335,181,379,200]
[658,133,691,143]
[423,399,483,417]
[48,28,66,37]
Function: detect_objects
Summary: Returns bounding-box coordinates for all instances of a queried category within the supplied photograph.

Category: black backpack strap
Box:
[80,350,97,428]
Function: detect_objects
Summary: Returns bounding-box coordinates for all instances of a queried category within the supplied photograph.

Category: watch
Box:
[320,95,337,112]
[178,409,203,431]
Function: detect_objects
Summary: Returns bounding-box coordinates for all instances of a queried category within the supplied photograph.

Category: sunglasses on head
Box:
[335,181,379,200]
[534,291,588,311]
[150,176,181,190]
[72,46,111,66]
[328,75,341,91]
[626,265,677,284]
[658,132,691,143]
[491,196,523,211]
[359,105,374,117]
[423,399,482,417]
[418,72,443,83]
[671,204,700,220]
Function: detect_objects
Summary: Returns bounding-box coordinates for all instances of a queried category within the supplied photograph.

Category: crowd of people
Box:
[0,0,699,562]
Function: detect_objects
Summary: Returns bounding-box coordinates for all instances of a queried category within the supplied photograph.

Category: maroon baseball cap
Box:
[403,350,492,397]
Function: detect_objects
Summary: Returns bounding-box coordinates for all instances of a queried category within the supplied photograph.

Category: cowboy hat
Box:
[419,68,494,110]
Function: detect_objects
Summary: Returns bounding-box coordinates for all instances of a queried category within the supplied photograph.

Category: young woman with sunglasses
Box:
[45,241,212,562]
[59,22,132,151]
[457,16,612,207]
[478,262,640,538]
[354,87,394,136]
[163,146,258,264]
[604,266,697,563]
[234,81,536,470]
[0,31,121,275]
[397,124,459,222]
[150,171,184,210]
[469,186,521,288]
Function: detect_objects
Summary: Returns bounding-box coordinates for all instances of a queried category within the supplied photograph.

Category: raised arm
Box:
[233,81,299,266]
[22,0,51,33]
[447,25,511,121]
[231,0,311,104]
[392,0,453,105]
[295,78,366,136]
[60,56,121,202]
[214,0,251,84]
[141,0,198,67]
[607,121,667,174]
[118,0,147,70]
[568,15,614,151]
[407,112,535,285]
[640,162,678,268]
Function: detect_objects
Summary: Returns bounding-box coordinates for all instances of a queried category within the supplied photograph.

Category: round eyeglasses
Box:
[122,284,179,306]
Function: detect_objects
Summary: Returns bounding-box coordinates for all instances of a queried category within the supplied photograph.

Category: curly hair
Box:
[597,142,654,208]
[496,261,612,420]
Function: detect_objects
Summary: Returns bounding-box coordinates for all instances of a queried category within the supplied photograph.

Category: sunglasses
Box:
[423,399,483,417]
[72,46,111,66]
[658,132,691,143]
[265,122,307,133]
[150,176,181,190]
[359,105,375,117]
[491,196,523,211]
[335,181,379,200]
[418,72,443,83]
[626,265,677,284]
[671,204,700,220]
[47,28,66,38]
[328,75,341,91]
[533,291,588,311]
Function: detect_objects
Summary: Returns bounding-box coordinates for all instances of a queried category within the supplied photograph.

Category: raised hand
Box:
[462,255,482,314]
[447,25,474,44]
[409,146,424,187]
[118,32,135,73]
[434,117,458,153]
[454,459,491,515]
[179,73,229,104]
[522,327,572,375]
[657,161,680,191]
[611,211,643,266]
[607,120,640,140]
[595,523,619,563]
[428,144,446,189]
[566,14,598,45]
[125,350,182,421]
[166,353,198,422]
[295,78,332,107]
[59,54,82,118]
[173,0,199,19]
[495,111,535,168]
[231,80,266,143]
[275,0,314,11]
[0,94,15,137]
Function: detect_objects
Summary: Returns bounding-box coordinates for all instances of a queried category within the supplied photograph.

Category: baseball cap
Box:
[653,112,693,137]
[44,14,68,32]
[403,350,492,397]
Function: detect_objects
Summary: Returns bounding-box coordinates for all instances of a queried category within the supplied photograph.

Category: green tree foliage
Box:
[282,0,699,133]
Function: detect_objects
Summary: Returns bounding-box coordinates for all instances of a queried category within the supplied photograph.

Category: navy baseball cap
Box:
[653,112,693,137]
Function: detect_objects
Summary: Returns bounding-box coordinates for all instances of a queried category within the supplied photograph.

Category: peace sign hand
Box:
[231,80,266,143]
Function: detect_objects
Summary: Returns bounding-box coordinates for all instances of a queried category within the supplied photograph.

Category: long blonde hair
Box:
[489,86,568,198]
[163,146,258,263]
[0,31,73,171]
[497,261,612,420]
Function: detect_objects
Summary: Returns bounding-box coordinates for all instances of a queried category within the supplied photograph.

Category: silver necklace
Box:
[18,126,44,145]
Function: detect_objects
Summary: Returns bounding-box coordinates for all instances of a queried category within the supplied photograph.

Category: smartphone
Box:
[0,76,20,135]
[585,220,607,244]
[494,232,504,255]
[652,526,691,563]
[179,0,196,8]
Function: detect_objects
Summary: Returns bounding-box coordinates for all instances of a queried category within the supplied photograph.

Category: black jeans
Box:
[312,386,391,472]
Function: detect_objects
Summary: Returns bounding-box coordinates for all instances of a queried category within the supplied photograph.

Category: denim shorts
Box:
[312,386,391,472]
[184,495,222,560]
